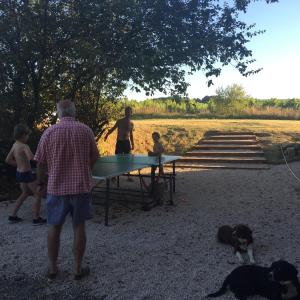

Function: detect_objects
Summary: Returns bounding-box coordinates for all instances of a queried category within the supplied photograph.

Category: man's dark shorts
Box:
[46,193,92,225]
[115,140,131,154]
[16,170,35,183]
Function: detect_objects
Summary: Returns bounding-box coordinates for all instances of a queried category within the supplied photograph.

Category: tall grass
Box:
[133,106,300,120]
[243,107,300,119]
[125,98,300,120]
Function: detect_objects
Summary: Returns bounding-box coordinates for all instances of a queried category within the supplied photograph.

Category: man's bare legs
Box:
[73,222,86,275]
[47,222,88,278]
[48,224,63,275]
[11,183,30,217]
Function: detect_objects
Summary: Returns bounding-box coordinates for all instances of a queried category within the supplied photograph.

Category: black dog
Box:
[217,224,254,264]
[270,261,300,299]
[206,260,300,300]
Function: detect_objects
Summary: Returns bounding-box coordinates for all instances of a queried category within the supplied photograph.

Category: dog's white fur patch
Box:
[247,244,255,264]
[235,251,244,263]
[281,281,298,299]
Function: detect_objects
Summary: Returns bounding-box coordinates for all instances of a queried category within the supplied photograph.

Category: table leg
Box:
[169,174,173,205]
[105,178,110,226]
[151,166,155,194]
[138,170,146,205]
[172,162,176,193]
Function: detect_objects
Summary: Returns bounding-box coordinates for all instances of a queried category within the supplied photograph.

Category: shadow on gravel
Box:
[0,275,100,300]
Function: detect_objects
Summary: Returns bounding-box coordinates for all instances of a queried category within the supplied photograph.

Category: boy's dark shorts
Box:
[115,140,131,154]
[46,193,92,225]
[16,170,35,183]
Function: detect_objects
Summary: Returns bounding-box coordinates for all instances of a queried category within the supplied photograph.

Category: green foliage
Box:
[126,97,208,115]
[208,84,251,115]
[0,0,278,143]
[125,90,300,120]
[252,98,300,109]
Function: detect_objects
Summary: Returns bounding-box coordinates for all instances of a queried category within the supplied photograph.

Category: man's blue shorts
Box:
[46,193,92,225]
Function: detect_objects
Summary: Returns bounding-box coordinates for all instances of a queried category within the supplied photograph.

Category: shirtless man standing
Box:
[104,106,134,154]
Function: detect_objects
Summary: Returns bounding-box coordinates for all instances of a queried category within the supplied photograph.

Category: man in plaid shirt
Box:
[35,99,99,280]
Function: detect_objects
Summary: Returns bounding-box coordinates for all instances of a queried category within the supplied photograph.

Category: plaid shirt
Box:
[34,117,99,196]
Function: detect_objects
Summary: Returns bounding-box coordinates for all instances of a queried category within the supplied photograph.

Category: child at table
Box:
[148,131,165,178]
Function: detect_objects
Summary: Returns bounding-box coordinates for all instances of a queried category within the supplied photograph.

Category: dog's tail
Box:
[206,277,229,298]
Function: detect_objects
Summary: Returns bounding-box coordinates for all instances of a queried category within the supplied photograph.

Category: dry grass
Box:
[244,106,300,119]
[98,119,300,163]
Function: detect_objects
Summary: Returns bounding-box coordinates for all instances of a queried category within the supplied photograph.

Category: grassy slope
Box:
[98,119,300,163]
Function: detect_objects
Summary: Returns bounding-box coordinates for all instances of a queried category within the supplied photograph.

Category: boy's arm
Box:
[159,143,164,155]
[130,123,134,150]
[5,148,17,167]
[148,151,154,156]
[34,133,48,195]
[24,145,34,161]
[104,121,118,141]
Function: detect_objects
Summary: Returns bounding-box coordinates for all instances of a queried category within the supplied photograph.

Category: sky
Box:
[124,0,300,100]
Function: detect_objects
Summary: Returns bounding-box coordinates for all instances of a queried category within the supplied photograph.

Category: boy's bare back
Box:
[6,142,33,172]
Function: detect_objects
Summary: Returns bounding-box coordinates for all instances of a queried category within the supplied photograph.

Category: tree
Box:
[208,84,250,114]
[0,0,278,141]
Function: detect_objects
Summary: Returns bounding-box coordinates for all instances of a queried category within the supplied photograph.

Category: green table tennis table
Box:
[92,154,181,225]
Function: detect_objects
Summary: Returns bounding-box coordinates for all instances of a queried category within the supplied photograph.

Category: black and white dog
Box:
[206,260,300,300]
[217,224,255,264]
[270,261,300,300]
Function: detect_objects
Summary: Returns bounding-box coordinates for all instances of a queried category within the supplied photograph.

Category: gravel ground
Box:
[1,163,300,300]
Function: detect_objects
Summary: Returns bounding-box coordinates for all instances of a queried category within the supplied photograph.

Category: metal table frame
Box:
[92,155,180,225]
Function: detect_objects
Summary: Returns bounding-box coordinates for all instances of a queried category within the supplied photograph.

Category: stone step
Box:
[184,131,267,168]
[207,135,256,140]
[211,131,254,135]
[179,156,267,164]
[192,144,262,150]
[200,140,259,145]
[174,162,270,170]
[185,150,264,157]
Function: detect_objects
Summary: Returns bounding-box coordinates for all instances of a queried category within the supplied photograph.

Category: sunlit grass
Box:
[98,119,300,163]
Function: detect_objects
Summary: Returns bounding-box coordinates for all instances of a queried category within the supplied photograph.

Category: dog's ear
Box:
[246,225,252,234]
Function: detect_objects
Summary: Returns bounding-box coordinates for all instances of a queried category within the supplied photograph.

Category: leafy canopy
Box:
[0,0,278,140]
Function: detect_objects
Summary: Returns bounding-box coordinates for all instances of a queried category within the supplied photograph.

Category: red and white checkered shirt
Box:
[34,117,99,196]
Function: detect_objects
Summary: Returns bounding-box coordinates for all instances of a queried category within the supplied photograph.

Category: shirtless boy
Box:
[148,131,165,177]
[104,106,134,154]
[5,124,46,224]
[148,131,164,157]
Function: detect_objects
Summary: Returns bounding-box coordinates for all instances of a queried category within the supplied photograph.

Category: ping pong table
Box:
[92,154,181,225]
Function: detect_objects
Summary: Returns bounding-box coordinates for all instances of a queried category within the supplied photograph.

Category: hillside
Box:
[99,119,300,163]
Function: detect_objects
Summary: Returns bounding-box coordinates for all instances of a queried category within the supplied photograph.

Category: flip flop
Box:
[74,266,90,280]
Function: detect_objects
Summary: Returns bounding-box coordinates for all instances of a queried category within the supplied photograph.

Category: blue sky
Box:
[125,0,300,100]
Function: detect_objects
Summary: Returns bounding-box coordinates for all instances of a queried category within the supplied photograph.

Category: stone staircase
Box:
[177,132,269,170]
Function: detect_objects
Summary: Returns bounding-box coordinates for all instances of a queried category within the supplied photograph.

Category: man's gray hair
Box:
[57,100,76,118]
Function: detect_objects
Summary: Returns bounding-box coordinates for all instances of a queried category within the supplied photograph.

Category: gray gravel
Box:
[1,162,300,300]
